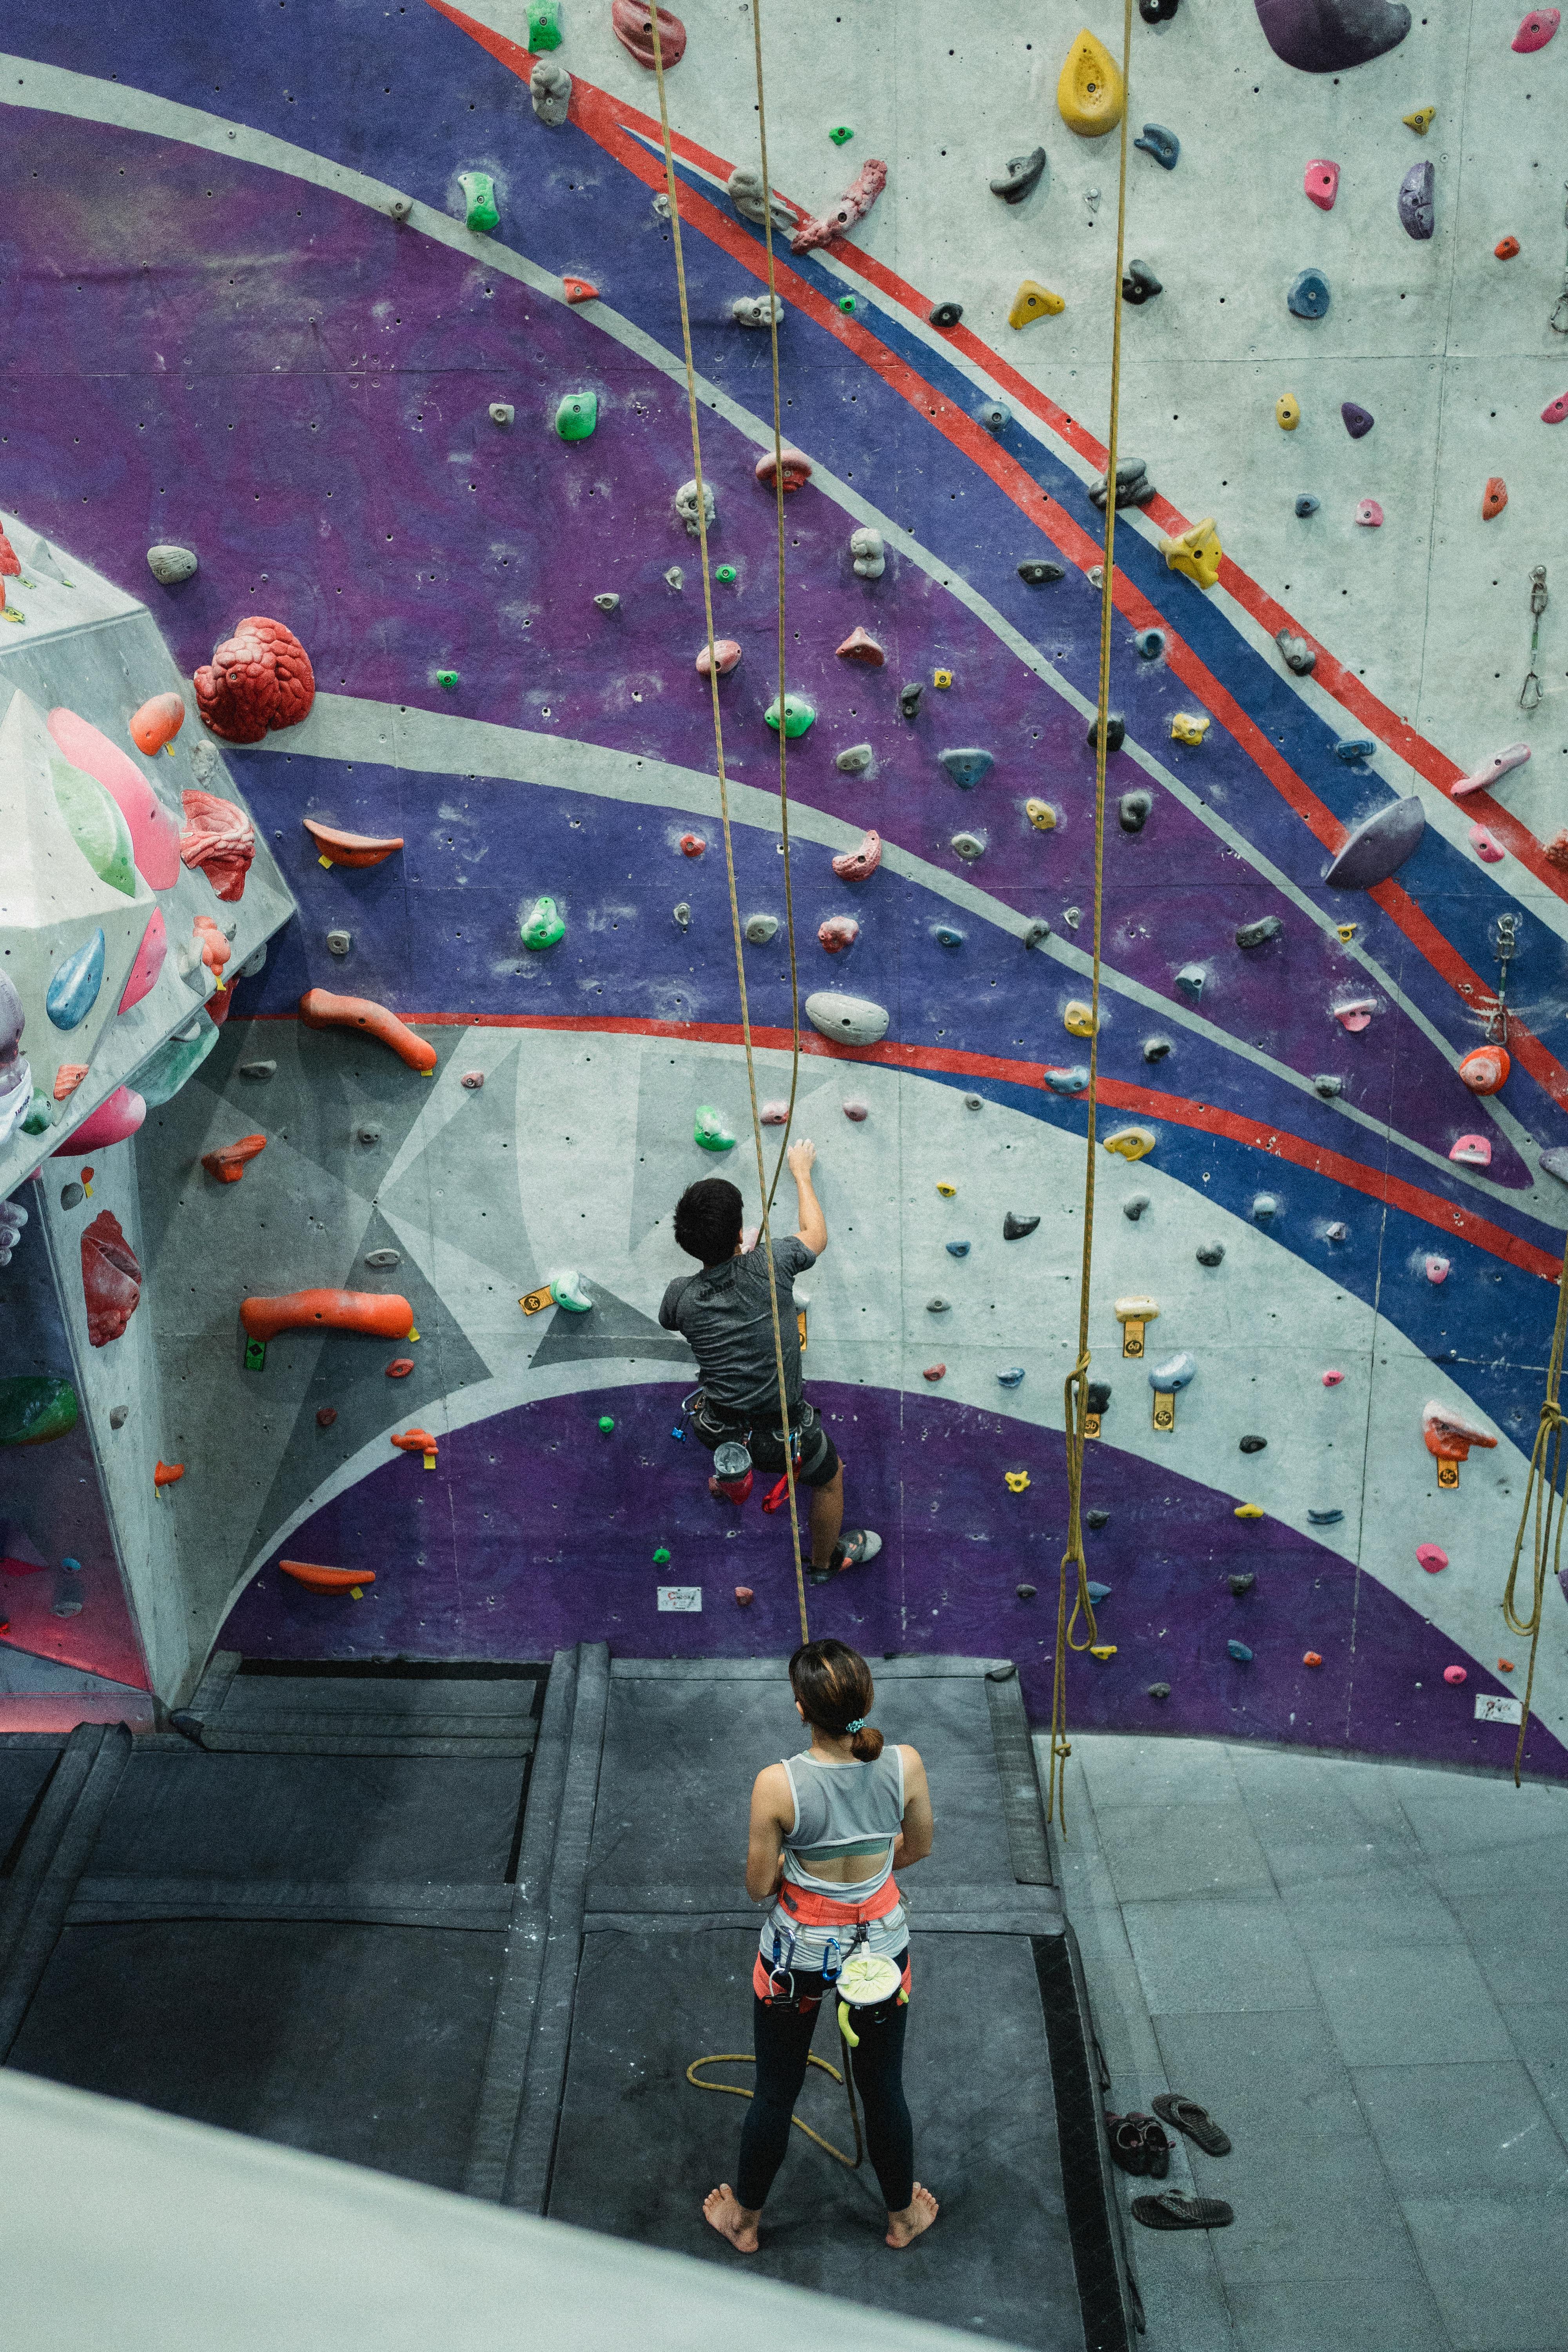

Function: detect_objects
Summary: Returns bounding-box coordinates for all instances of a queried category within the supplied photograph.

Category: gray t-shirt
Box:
[659,1237,817,1421]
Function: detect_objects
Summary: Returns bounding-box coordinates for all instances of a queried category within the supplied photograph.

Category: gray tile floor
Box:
[1038,1733,1568,2352]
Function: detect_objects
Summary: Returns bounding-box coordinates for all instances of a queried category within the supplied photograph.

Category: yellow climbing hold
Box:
[936,1181,957,1198]
[1403,104,1436,132]
[1336,922,1358,943]
[1276,393,1301,432]
[1009,279,1066,329]
[1057,28,1124,138]
[1005,1470,1032,1494]
[1025,799,1058,831]
[1064,1000,1098,1037]
[1171,711,1210,745]
[1234,1503,1265,1520]
[933,668,953,688]
[1161,518,1223,592]
[1105,1126,1157,1162]
[1089,1644,1118,1662]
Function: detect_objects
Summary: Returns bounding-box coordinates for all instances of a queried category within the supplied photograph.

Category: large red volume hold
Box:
[239,1289,415,1343]
[280,1560,376,1593]
[181,791,256,901]
[299,988,438,1073]
[610,0,686,69]
[81,1210,142,1347]
[193,616,315,743]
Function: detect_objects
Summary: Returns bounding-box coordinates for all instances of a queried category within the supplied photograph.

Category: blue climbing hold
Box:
[978,400,1011,434]
[1287,268,1331,320]
[47,929,105,1030]
[1086,1581,1112,1602]
[1133,123,1180,169]
[939,748,994,789]
[1308,1506,1344,1525]
[997,1367,1025,1388]
[934,924,965,948]
[1295,494,1321,517]
[1135,627,1166,661]
[1148,1351,1196,1391]
[1044,1065,1091,1094]
[1332,737,1376,763]
[1227,1639,1254,1664]
[946,1240,971,1258]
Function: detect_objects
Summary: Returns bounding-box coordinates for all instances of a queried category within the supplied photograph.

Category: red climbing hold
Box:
[694,640,741,677]
[81,1210,142,1347]
[679,833,706,857]
[391,1428,439,1455]
[461,1071,485,1090]
[735,1586,755,1605]
[0,527,18,577]
[610,0,687,69]
[193,616,315,743]
[755,447,813,494]
[201,1133,267,1185]
[561,276,599,303]
[1545,830,1568,869]
[1416,1543,1449,1574]
[316,1407,338,1428]
[302,818,404,869]
[1495,235,1521,259]
[241,1290,414,1343]
[1458,1045,1510,1094]
[1512,7,1559,49]
[181,790,256,902]
[299,989,438,1073]
[1482,477,1508,520]
[831,829,882,882]
[280,1559,374,1594]
[818,915,859,954]
[129,693,186,757]
[923,1364,947,1381]
[53,1065,87,1101]
[790,157,887,253]
[835,626,886,666]
[386,1357,416,1379]
[192,914,232,981]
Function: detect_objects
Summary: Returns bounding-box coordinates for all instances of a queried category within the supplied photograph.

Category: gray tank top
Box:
[781,1748,906,1895]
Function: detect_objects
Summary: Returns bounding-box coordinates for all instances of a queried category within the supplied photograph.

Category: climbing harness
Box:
[1502,1224,1568,1785]
[647,0,809,1643]
[686,1941,905,2171]
[1520,565,1548,715]
[1047,0,1136,1835]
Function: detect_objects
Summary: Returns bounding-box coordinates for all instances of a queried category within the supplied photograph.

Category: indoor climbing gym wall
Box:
[3,0,1567,1776]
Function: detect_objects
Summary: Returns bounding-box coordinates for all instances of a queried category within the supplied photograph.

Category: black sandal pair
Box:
[1105,2112,1171,2179]
[1128,2095,1234,2232]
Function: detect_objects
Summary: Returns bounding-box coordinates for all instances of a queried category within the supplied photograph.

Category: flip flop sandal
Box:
[1131,2193,1234,2231]
[1142,2118,1172,2180]
[1105,2115,1151,2177]
[1152,2093,1232,2156]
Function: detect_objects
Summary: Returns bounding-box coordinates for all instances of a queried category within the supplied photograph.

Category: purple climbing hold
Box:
[1341,401,1375,439]
[1254,0,1411,74]
[1324,796,1426,888]
[1398,160,1434,241]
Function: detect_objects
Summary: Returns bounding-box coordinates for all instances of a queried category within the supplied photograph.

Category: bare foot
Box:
[703,2184,761,2254]
[886,2181,940,2249]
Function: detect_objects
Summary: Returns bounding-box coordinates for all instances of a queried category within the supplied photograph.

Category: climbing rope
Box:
[686,2038,865,2169]
[1501,1230,1568,1784]
[647,7,810,1645]
[1046,0,1136,1835]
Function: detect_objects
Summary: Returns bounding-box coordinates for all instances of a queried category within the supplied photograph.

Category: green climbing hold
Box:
[715,564,737,584]
[528,0,563,49]
[21,1090,57,1136]
[598,1414,615,1433]
[458,170,499,235]
[436,670,460,691]
[555,391,597,441]
[52,753,135,897]
[520,895,566,950]
[0,1375,79,1448]
[764,694,816,739]
[694,1105,737,1152]
[829,125,854,145]
[551,1270,593,1312]
[653,1545,672,1565]
[838,294,857,313]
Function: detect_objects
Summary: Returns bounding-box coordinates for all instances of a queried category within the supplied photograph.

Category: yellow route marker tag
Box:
[1437,1458,1460,1489]
[407,1328,419,1342]
[1152,1389,1176,1434]
[798,1307,808,1353]
[1085,1412,1102,1440]
[520,1286,555,1316]
[423,1451,437,1471]
[318,854,333,868]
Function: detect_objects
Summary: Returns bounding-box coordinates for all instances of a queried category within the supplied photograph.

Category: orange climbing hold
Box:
[240,1290,416,1343]
[1303,1651,1323,1668]
[1495,235,1521,260]
[201,1133,267,1185]
[280,1559,375,1594]
[561,276,599,303]
[1458,1045,1510,1095]
[154,1460,185,1488]
[129,692,186,756]
[192,914,233,982]
[391,1428,439,1455]
[53,1065,87,1100]
[1499,1657,1516,1673]
[302,818,405,869]
[755,446,813,493]
[298,988,438,1073]
[1482,477,1508,520]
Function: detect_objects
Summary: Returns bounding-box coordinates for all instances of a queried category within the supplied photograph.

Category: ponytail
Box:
[789,1638,882,1760]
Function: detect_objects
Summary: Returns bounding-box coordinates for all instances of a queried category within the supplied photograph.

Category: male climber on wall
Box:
[659,1140,881,1583]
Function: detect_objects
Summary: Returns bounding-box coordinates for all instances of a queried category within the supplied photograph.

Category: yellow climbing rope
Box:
[1501,1231,1568,1783]
[686,2047,864,2169]
[648,4,810,1646]
[1047,0,1136,1835]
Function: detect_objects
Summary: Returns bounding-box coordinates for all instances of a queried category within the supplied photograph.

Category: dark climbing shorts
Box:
[691,1396,840,1490]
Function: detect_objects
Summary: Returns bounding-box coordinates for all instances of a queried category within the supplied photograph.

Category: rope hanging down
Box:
[1501,1230,1568,1783]
[1047,0,1136,1835]
[648,5,810,1646]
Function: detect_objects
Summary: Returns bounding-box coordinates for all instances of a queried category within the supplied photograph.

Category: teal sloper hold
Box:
[997,1367,1025,1388]
[945,1240,971,1258]
[520,895,566,949]
[1043,1066,1090,1094]
[694,1105,737,1152]
[1148,1351,1196,1390]
[555,392,597,441]
[135,1017,221,1108]
[1227,1639,1253,1663]
[1287,268,1331,320]
[938,748,994,788]
[934,924,965,947]
[458,170,499,233]
[1308,1506,1344,1524]
[1133,123,1180,169]
[0,1374,79,1446]
[47,929,105,1030]
[550,1270,593,1312]
[764,694,815,737]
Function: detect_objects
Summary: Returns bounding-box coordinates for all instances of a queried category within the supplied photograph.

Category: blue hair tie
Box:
[844,1717,867,1735]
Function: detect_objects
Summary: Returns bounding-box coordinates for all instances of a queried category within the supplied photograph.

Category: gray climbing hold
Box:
[1253,1193,1279,1223]
[1295,494,1321,517]
[531,54,572,123]
[1004,1213,1040,1240]
[1229,1573,1256,1595]
[1325,1222,1348,1242]
[939,748,994,788]
[1120,790,1154,833]
[59,1183,83,1211]
[327,930,352,958]
[1088,459,1154,511]
[928,301,963,329]
[1148,1351,1196,1390]
[1018,560,1065,585]
[965,1094,983,1109]
[1314,1074,1344,1097]
[899,682,924,720]
[745,913,779,944]
[1122,260,1163,305]
[728,163,794,231]
[1341,401,1375,440]
[357,1126,382,1146]
[674,478,716,537]
[109,1405,128,1429]
[1237,915,1283,949]
[836,743,874,774]
[978,400,1012,434]
[1308,1507,1344,1525]
[1277,630,1317,675]
[946,1240,971,1258]
[673,902,691,931]
[991,147,1048,204]
[1086,1509,1110,1530]
[238,1060,277,1081]
[934,924,965,947]
[927,1296,950,1312]
[1135,628,1166,661]
[1398,159,1434,241]
[1143,1036,1172,1062]
[804,990,890,1046]
[664,565,685,591]
[1332,737,1376,764]
[1287,269,1331,319]
[1087,1382,1111,1414]
[1196,1241,1225,1266]
[1023,920,1053,950]
[365,1248,402,1269]
[388,195,412,220]
[593,592,621,614]
[951,829,987,861]
[1227,1639,1253,1663]
[1255,0,1410,71]
[1148,1681,1171,1700]
[1123,1193,1150,1219]
[489,403,515,427]
[1134,123,1180,169]
[146,544,198,585]
[1017,1583,1038,1600]
[1323,795,1426,889]
[850,528,886,579]
[1540,1147,1568,1185]
[1240,1435,1268,1453]
[998,1367,1025,1388]
[1086,711,1126,753]
[1044,1065,1091,1093]
[1175,963,1206,1000]
[732,293,784,329]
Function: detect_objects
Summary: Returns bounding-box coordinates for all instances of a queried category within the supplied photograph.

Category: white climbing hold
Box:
[489,403,515,427]
[836,743,874,774]
[951,829,987,860]
[850,527,886,579]
[146,544,198,584]
[760,1100,790,1124]
[1452,741,1530,801]
[675,478,716,537]
[732,293,785,328]
[744,913,779,944]
[804,990,890,1045]
[664,565,685,591]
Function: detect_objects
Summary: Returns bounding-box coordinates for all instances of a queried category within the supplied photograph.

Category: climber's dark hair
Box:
[673,1177,745,1265]
[789,1638,884,1762]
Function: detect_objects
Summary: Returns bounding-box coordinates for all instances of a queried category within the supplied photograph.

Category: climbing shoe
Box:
[831,1529,883,1573]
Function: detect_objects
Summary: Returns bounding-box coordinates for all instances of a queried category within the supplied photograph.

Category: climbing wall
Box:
[4,0,1568,1769]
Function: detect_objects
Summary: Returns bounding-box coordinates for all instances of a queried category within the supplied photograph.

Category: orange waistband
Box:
[775,1873,902,1928]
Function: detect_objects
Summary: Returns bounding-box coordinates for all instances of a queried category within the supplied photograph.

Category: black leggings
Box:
[735,1960,914,2214]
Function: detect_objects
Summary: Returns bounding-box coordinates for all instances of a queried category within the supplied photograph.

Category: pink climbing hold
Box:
[46,708,183,889]
[118,908,168,1013]
[1304,159,1340,211]
[1417,1543,1449,1574]
[180,789,256,902]
[1426,1254,1450,1284]
[695,639,742,677]
[679,833,706,858]
[842,1098,869,1121]
[1322,1369,1344,1386]
[755,447,813,493]
[610,0,687,70]
[818,915,859,954]
[760,1100,790,1125]
[1452,740,1530,800]
[923,1363,946,1381]
[460,1071,485,1090]
[831,829,882,882]
[1449,1133,1492,1167]
[52,1086,146,1155]
[1470,826,1504,863]
[1512,7,1559,49]
[836,626,886,666]
[790,157,887,254]
[1543,391,1568,425]
[1334,999,1376,1032]
[1443,1664,1468,1686]
[1355,499,1384,528]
